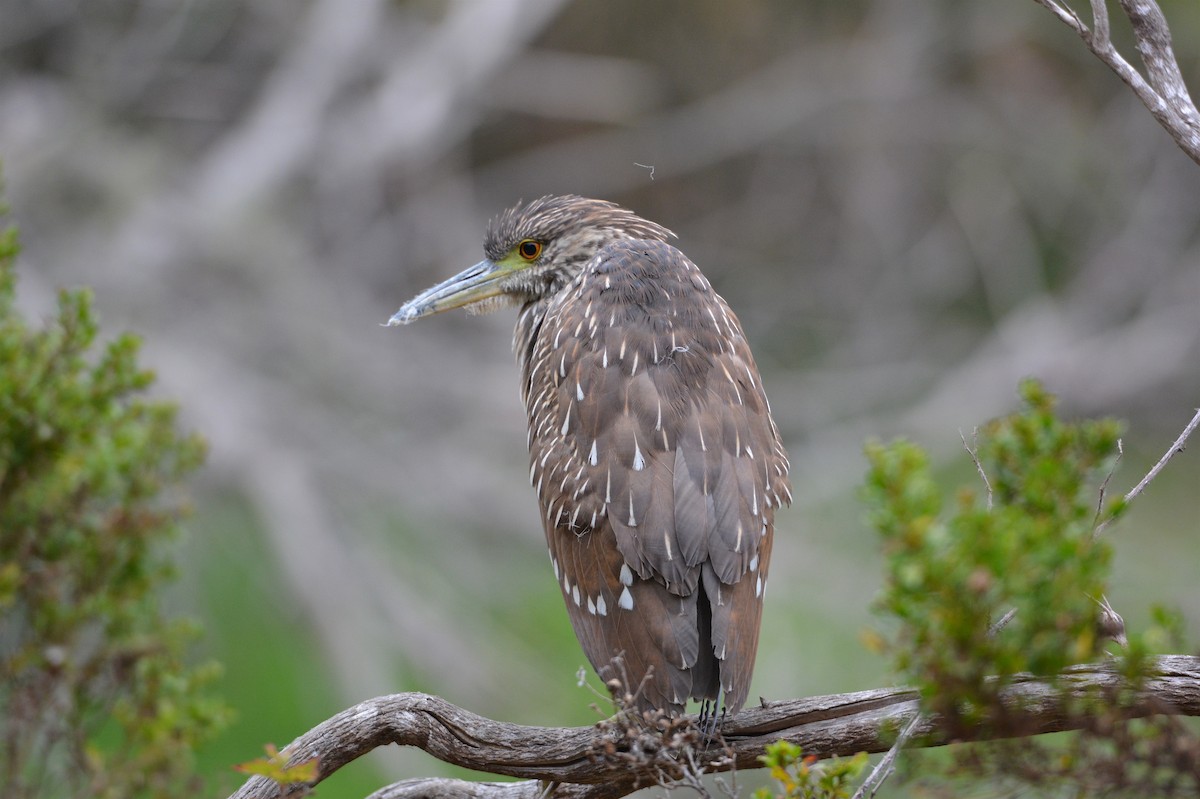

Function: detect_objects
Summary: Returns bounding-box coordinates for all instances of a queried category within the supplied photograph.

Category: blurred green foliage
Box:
[864,380,1125,732]
[0,209,228,797]
[753,741,867,799]
[863,380,1200,794]
[234,742,319,785]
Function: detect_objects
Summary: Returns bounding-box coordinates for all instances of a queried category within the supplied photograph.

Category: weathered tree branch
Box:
[228,655,1200,799]
[1031,0,1200,164]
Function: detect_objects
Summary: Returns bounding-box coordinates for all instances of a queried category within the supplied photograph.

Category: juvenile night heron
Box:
[388,195,791,716]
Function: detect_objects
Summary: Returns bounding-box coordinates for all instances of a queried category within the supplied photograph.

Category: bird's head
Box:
[387,195,675,325]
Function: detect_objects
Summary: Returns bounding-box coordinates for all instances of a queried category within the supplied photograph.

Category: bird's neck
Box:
[513,297,551,400]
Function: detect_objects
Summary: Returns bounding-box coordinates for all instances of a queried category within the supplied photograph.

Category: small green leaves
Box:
[752,741,867,799]
[0,198,227,797]
[234,743,320,785]
[864,380,1122,734]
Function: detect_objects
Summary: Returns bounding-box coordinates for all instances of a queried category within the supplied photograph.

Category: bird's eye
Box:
[517,240,542,261]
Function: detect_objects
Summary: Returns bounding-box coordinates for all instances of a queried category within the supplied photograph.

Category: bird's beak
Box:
[386,259,506,326]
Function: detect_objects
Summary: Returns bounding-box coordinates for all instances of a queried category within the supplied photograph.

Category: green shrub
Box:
[0,206,227,798]
[864,380,1122,734]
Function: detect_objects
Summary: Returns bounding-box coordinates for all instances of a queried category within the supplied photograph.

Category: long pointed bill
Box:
[386,259,506,326]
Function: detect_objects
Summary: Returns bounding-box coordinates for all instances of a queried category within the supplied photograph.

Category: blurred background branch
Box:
[1,0,1197,794]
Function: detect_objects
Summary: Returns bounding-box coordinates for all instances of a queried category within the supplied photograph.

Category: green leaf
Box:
[864,381,1123,736]
[234,743,320,785]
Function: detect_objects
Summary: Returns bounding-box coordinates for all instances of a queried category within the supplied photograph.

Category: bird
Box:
[388,195,791,717]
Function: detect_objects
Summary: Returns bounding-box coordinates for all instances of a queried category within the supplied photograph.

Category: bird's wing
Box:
[523,239,791,710]
[544,517,701,712]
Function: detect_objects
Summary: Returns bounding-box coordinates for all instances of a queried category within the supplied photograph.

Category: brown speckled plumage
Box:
[396,195,791,715]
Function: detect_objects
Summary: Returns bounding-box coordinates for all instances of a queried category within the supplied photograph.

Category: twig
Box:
[671,748,719,798]
[1093,594,1128,648]
[1095,406,1200,535]
[1122,406,1200,505]
[1030,0,1089,34]
[989,607,1019,637]
[850,712,921,799]
[959,427,993,511]
[634,163,656,180]
[1092,437,1123,536]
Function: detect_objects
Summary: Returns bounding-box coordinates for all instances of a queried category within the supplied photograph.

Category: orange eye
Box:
[517,239,542,261]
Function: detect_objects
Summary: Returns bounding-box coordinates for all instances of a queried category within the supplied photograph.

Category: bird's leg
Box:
[698,699,721,745]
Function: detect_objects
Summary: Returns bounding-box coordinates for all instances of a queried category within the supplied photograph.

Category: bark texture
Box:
[229,655,1200,799]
